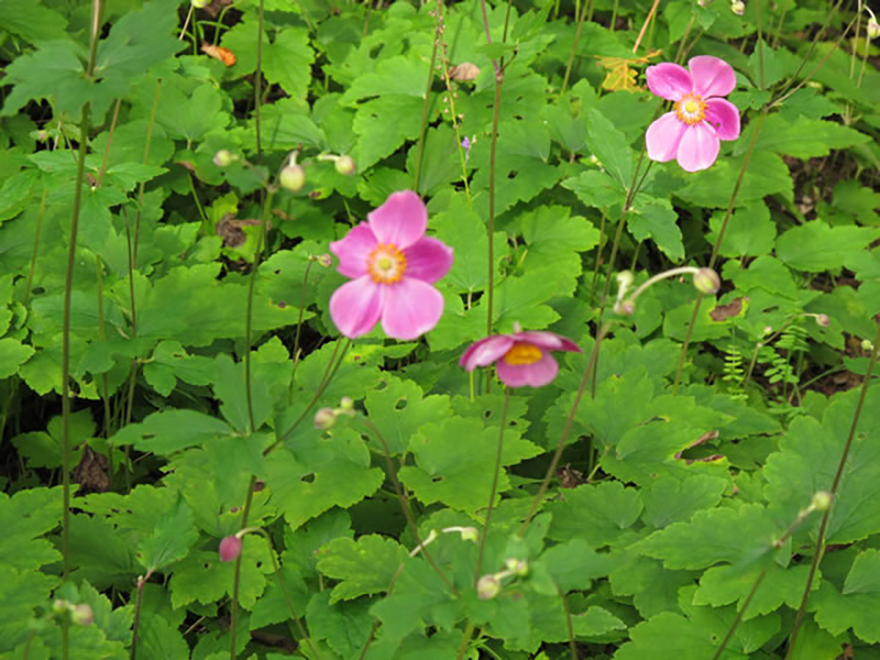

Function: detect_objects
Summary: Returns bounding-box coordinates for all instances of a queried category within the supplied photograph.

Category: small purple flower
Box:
[461,136,472,162]
[459,329,581,388]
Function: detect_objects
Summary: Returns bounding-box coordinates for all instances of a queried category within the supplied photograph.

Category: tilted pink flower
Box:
[329,191,454,340]
[219,535,243,562]
[459,330,581,388]
[644,56,741,172]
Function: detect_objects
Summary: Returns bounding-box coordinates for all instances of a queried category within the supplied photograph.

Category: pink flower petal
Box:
[403,237,454,284]
[688,56,737,99]
[329,276,383,338]
[646,112,687,163]
[676,123,721,172]
[704,98,741,141]
[459,335,516,371]
[496,351,560,388]
[380,277,444,340]
[646,63,694,101]
[330,222,378,279]
[511,331,581,353]
[368,190,427,250]
[219,536,243,562]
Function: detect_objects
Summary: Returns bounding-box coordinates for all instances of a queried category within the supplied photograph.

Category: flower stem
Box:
[785,323,880,657]
[229,474,257,660]
[474,388,510,584]
[671,110,766,394]
[130,569,154,660]
[560,0,593,96]
[288,260,315,403]
[631,0,661,55]
[711,567,768,660]
[364,419,457,594]
[558,586,578,660]
[412,3,443,192]
[133,78,162,267]
[455,622,476,660]
[519,322,610,536]
[24,188,49,306]
[254,0,265,161]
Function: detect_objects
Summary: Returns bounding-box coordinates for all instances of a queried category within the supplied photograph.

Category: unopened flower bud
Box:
[191,0,209,8]
[477,575,500,600]
[219,535,243,562]
[730,0,745,15]
[53,599,68,614]
[279,165,306,192]
[868,19,880,39]
[36,130,50,142]
[72,604,94,626]
[763,326,774,336]
[693,268,721,295]
[811,491,832,512]
[617,270,634,289]
[335,155,356,176]
[213,149,234,167]
[506,558,528,576]
[617,301,635,316]
[459,527,479,542]
[314,407,337,430]
[317,253,333,268]
[862,339,875,352]
[589,154,602,167]
[814,313,830,328]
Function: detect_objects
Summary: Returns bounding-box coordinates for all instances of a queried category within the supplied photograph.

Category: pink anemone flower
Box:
[645,55,741,172]
[459,328,581,388]
[329,190,454,340]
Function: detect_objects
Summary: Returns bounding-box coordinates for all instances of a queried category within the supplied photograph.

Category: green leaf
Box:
[0,0,67,42]
[584,107,633,188]
[636,503,778,570]
[547,481,643,547]
[399,418,541,513]
[0,565,59,652]
[0,337,35,379]
[610,553,699,618]
[364,375,452,455]
[306,591,373,658]
[222,23,315,99]
[677,151,792,208]
[316,535,408,604]
[538,539,615,592]
[706,201,777,258]
[353,95,426,170]
[78,581,133,643]
[812,549,880,643]
[641,475,728,529]
[110,409,232,455]
[628,196,685,261]
[137,498,199,572]
[776,220,879,272]
[0,487,61,571]
[740,114,871,159]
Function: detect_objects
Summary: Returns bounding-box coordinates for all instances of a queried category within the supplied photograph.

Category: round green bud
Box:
[693,268,721,295]
[730,0,745,16]
[335,155,356,176]
[313,407,337,430]
[213,150,234,168]
[868,19,880,39]
[459,527,479,542]
[317,253,333,268]
[279,165,306,192]
[191,0,209,8]
[72,604,94,627]
[811,491,832,512]
[477,575,500,600]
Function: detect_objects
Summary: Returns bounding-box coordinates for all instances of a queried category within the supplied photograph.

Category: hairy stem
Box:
[786,324,880,656]
[412,3,443,192]
[560,0,593,95]
[288,260,315,403]
[130,570,154,660]
[474,388,510,584]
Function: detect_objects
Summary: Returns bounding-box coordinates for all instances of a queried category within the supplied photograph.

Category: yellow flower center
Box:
[368,243,406,284]
[503,342,542,366]
[675,93,707,126]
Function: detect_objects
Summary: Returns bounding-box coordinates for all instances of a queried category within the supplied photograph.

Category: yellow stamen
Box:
[675,93,707,126]
[368,243,406,284]
[503,342,542,366]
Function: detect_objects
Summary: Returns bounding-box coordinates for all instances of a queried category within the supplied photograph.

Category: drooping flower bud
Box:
[459,527,479,542]
[213,149,234,167]
[72,604,94,626]
[334,155,356,176]
[219,535,243,562]
[730,0,745,15]
[36,130,50,142]
[317,253,333,268]
[811,491,832,512]
[280,165,306,192]
[814,313,830,328]
[862,339,875,353]
[693,268,721,295]
[477,575,500,600]
[191,0,209,8]
[313,407,337,430]
[505,558,528,577]
[868,18,880,39]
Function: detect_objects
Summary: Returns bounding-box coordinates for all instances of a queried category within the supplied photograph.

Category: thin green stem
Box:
[288,260,315,403]
[96,98,122,188]
[230,474,257,660]
[455,622,476,660]
[412,3,442,192]
[672,110,766,394]
[364,419,457,594]
[519,322,610,536]
[133,79,162,267]
[61,5,101,657]
[786,324,880,657]
[588,208,607,306]
[474,388,510,584]
[560,0,592,95]
[254,0,265,161]
[558,586,578,660]
[130,570,154,660]
[244,189,276,433]
[122,208,140,429]
[712,567,768,660]
[24,188,49,306]
[756,0,765,90]
[95,256,111,440]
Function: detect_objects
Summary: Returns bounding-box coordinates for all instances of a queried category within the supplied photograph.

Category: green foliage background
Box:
[1,0,879,657]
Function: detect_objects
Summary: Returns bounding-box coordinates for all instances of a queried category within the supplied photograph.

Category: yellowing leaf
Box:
[595,50,662,93]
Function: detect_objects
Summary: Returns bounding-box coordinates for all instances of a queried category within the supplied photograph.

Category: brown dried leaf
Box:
[73,446,110,495]
[216,214,268,248]
[674,430,720,461]
[557,464,585,489]
[449,62,481,81]
[710,297,746,322]
[201,43,237,67]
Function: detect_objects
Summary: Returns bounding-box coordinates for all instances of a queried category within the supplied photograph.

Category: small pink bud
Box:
[730,0,745,15]
[814,314,830,328]
[868,18,880,39]
[693,268,721,295]
[219,535,243,562]
[334,155,356,176]
[279,165,306,192]
[317,253,333,268]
